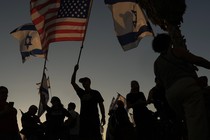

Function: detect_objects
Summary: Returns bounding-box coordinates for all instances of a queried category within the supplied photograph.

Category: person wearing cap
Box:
[71,64,106,140]
[0,86,21,140]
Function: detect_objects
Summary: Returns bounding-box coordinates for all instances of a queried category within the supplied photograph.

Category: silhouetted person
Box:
[148,78,185,140]
[197,76,210,134]
[71,64,106,140]
[126,81,155,140]
[20,105,45,140]
[113,100,136,140]
[148,77,176,121]
[64,102,80,140]
[106,109,116,140]
[152,33,210,140]
[0,86,21,140]
[42,96,70,140]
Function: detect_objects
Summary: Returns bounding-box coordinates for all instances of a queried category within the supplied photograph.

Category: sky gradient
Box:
[0,0,210,133]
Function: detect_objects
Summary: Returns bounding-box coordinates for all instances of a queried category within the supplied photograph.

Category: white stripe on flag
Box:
[106,1,154,51]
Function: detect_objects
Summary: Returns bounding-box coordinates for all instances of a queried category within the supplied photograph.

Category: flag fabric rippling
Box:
[37,72,50,117]
[109,93,127,112]
[105,0,154,51]
[10,23,45,63]
[30,0,91,52]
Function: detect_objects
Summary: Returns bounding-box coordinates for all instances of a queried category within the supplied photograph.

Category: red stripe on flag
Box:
[48,30,85,35]
[30,0,89,51]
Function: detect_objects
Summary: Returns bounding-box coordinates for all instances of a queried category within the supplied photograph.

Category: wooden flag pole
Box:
[77,0,94,65]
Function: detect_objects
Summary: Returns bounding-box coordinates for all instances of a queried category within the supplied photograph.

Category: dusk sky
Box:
[0,0,210,133]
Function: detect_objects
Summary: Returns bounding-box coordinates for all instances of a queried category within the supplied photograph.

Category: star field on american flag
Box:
[58,0,90,19]
[31,0,91,52]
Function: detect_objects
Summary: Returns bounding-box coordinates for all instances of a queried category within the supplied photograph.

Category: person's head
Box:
[0,86,8,102]
[79,77,91,89]
[50,96,62,106]
[28,105,38,115]
[117,100,124,108]
[131,80,140,89]
[152,33,172,53]
[68,102,76,111]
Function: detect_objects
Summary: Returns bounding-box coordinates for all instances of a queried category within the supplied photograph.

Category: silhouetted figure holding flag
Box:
[71,64,106,140]
[152,33,210,140]
[20,105,45,140]
[41,96,70,140]
[0,86,21,140]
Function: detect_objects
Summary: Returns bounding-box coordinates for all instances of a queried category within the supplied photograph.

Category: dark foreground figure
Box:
[152,33,210,140]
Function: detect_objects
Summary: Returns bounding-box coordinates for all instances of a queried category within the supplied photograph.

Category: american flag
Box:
[30,0,91,52]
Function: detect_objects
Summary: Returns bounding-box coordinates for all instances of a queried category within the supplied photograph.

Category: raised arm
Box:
[173,47,210,69]
[71,64,80,90]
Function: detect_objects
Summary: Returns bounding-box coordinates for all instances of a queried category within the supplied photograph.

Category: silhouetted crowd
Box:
[1,33,210,140]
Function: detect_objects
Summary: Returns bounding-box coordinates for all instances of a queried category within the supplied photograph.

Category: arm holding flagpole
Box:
[71,64,80,91]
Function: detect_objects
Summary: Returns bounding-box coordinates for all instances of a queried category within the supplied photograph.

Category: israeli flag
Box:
[105,0,154,51]
[10,23,45,63]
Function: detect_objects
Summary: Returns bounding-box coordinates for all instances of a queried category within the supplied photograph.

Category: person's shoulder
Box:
[172,47,189,58]
[139,91,145,96]
[21,112,28,119]
[61,107,69,114]
[91,89,100,94]
[154,54,163,65]
[34,114,40,119]
[91,88,98,91]
[70,110,79,118]
[172,47,186,51]
[73,84,83,91]
[126,92,138,99]
[46,105,51,111]
[126,92,133,97]
[62,107,68,111]
[127,92,133,95]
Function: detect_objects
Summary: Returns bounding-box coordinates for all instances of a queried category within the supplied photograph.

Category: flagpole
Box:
[42,51,48,82]
[37,55,50,118]
[76,0,94,65]
[40,50,48,91]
